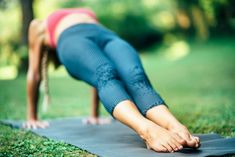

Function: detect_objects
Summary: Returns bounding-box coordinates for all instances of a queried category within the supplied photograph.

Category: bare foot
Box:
[146,105,200,148]
[140,121,184,153]
[168,123,200,148]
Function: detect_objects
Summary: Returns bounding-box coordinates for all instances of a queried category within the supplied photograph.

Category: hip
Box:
[57,23,117,50]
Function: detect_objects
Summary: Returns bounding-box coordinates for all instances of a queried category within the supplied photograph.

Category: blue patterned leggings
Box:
[57,23,167,116]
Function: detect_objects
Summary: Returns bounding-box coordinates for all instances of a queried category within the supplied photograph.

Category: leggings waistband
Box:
[57,23,114,47]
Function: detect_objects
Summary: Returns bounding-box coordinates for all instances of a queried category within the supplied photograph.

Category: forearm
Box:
[26,20,46,122]
[91,88,99,117]
[26,71,41,120]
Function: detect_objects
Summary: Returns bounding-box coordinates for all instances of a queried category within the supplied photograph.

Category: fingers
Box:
[83,117,112,125]
[82,117,98,125]
[23,121,35,129]
[36,121,49,129]
[22,122,27,128]
[22,121,49,129]
[32,122,37,129]
[98,118,112,125]
[43,121,49,127]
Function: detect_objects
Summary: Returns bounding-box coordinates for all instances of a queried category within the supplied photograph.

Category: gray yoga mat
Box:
[3,117,235,157]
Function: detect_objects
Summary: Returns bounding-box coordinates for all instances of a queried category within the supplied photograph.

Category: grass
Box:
[0,37,235,156]
[0,123,96,157]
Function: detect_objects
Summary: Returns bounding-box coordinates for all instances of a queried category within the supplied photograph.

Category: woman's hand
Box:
[82,117,112,125]
[23,120,49,129]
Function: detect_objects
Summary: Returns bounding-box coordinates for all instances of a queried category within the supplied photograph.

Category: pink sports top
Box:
[46,8,97,48]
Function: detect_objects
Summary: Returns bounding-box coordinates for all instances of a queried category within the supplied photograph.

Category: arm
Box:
[24,19,49,129]
[91,87,99,117]
[83,88,112,125]
[83,88,100,124]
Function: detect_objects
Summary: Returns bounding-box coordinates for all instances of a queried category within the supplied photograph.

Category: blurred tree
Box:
[176,0,235,40]
[0,0,7,9]
[0,0,234,76]
[176,0,209,40]
[19,0,34,45]
[214,0,235,33]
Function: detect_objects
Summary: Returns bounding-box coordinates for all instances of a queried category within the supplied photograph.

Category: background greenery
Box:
[0,0,235,156]
[0,0,235,75]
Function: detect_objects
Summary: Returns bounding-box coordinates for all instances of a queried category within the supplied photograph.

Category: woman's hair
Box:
[41,47,60,112]
[41,50,49,112]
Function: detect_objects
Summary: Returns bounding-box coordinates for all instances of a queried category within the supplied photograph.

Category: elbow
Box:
[27,71,41,82]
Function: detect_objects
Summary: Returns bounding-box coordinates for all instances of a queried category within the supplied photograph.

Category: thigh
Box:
[103,37,145,81]
[57,36,114,87]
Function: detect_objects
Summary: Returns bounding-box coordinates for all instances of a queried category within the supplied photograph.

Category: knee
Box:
[124,65,152,90]
[126,66,147,83]
[95,63,119,90]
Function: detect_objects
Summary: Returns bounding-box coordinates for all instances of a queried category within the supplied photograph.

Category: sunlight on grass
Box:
[164,40,190,60]
[0,66,18,80]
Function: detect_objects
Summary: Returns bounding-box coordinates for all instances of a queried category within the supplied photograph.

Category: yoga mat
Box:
[3,117,235,157]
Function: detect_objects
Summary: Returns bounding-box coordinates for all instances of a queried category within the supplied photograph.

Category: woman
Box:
[25,8,200,152]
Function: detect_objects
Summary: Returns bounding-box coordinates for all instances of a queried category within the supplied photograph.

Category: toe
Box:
[155,144,168,152]
[193,136,200,144]
[178,133,197,147]
[150,142,168,152]
[190,135,200,148]
[163,142,174,153]
[187,137,197,147]
[172,139,183,151]
[172,133,186,146]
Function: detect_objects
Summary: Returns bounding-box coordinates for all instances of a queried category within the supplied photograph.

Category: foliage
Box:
[0,0,234,75]
[0,0,21,67]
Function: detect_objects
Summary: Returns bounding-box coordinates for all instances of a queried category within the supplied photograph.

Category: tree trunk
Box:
[19,0,34,45]
[191,4,209,41]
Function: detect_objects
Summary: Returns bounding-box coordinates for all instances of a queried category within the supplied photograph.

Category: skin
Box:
[82,88,111,125]
[24,12,200,152]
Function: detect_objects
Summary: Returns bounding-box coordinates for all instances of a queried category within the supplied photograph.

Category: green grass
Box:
[0,37,235,156]
[0,123,96,157]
